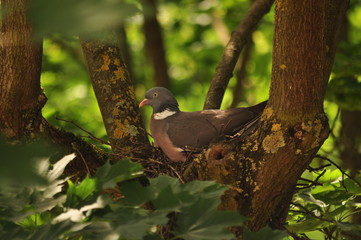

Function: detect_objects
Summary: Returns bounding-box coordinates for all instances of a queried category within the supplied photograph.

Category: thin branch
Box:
[316,155,361,188]
[299,177,323,186]
[203,0,274,110]
[73,143,91,175]
[307,164,331,172]
[292,202,336,224]
[296,170,326,190]
[56,117,111,146]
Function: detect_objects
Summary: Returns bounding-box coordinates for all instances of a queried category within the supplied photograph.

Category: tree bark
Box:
[0,0,109,177]
[0,0,44,139]
[203,0,274,110]
[230,39,253,108]
[141,0,170,88]
[80,33,150,155]
[117,24,134,83]
[189,0,348,232]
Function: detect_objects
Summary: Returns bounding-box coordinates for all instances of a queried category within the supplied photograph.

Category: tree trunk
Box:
[0,0,109,177]
[0,0,44,139]
[141,0,170,88]
[189,0,348,232]
[80,33,150,155]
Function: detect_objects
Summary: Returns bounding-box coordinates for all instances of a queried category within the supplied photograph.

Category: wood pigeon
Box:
[139,87,266,162]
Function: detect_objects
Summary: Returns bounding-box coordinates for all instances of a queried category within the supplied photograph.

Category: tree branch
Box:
[203,0,274,110]
[80,32,150,155]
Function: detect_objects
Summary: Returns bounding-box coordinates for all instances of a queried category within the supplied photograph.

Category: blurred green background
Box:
[35,0,361,160]
[1,1,360,239]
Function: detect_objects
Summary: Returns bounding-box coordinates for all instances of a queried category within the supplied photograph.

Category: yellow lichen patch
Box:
[262,107,273,120]
[114,59,120,66]
[127,86,136,100]
[113,119,125,139]
[114,67,125,80]
[241,142,253,150]
[296,149,302,154]
[262,131,285,154]
[112,119,139,139]
[97,55,111,71]
[271,123,282,132]
[279,64,287,70]
[251,142,259,152]
[245,157,257,171]
[112,107,120,116]
[112,95,121,101]
[301,121,313,132]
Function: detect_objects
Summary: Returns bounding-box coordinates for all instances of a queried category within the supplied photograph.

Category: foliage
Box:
[3,0,360,239]
[286,166,361,239]
[1,141,263,240]
[326,42,361,110]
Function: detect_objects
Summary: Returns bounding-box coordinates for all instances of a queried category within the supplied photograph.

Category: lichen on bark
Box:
[80,33,149,154]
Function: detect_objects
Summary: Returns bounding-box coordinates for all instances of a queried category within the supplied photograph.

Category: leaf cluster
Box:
[0,140,255,240]
[288,168,361,239]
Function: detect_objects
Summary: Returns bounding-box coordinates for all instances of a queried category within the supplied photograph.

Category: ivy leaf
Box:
[173,197,246,240]
[95,160,143,189]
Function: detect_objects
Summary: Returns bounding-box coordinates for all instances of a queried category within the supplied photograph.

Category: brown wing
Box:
[166,101,267,148]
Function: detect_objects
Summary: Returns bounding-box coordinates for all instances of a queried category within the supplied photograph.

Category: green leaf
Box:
[316,169,343,184]
[173,197,246,240]
[47,153,75,182]
[152,185,187,211]
[95,160,143,189]
[337,222,361,235]
[343,178,361,195]
[295,191,327,208]
[75,207,168,240]
[243,226,288,240]
[76,177,97,200]
[148,176,229,211]
[287,218,330,233]
[120,180,152,206]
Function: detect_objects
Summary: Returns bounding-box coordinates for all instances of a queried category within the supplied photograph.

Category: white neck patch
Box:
[154,109,177,120]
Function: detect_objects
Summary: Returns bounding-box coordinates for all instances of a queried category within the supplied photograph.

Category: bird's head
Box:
[139,87,180,113]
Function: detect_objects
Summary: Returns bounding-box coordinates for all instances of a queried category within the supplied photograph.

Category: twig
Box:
[127,154,186,184]
[203,0,274,109]
[56,117,111,145]
[316,155,361,188]
[299,177,323,186]
[292,202,336,224]
[307,164,331,172]
[73,144,90,175]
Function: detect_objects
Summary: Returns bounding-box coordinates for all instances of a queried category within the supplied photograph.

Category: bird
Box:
[139,87,267,162]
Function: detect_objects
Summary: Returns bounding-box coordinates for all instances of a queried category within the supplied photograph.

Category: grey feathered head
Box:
[139,87,180,113]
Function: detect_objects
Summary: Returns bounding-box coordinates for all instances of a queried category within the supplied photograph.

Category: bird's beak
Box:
[139,99,149,108]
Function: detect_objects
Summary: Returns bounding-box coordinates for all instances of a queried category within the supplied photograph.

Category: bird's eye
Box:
[153,93,158,97]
